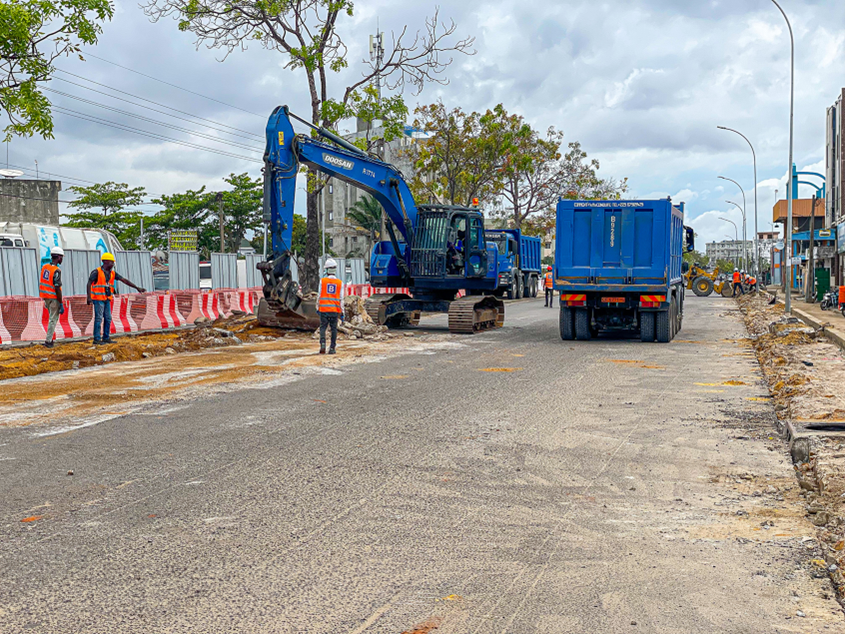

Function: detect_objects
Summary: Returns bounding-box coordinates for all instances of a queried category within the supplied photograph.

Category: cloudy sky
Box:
[5,0,844,247]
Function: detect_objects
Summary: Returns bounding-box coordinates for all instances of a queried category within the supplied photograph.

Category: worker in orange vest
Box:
[39,247,64,348]
[748,274,758,293]
[544,266,554,308]
[317,258,344,354]
[731,268,744,297]
[86,252,146,345]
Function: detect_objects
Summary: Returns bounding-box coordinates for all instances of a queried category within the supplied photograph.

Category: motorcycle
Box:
[820,287,838,311]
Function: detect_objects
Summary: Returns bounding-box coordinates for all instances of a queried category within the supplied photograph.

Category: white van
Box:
[0,233,27,248]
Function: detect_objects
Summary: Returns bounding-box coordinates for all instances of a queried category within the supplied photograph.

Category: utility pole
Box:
[139,217,145,250]
[216,191,224,253]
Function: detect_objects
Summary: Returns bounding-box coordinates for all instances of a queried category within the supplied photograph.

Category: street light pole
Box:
[725,201,747,271]
[772,0,794,313]
[717,126,759,275]
[719,176,747,271]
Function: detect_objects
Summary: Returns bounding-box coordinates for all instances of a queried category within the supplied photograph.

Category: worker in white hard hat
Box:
[316,258,344,354]
[731,267,743,297]
[39,247,65,348]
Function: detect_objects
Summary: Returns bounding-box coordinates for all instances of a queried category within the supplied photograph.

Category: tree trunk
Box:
[303,181,320,292]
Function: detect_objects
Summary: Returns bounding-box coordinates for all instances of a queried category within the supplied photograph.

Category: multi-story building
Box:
[317,119,420,259]
[756,231,778,268]
[705,239,754,269]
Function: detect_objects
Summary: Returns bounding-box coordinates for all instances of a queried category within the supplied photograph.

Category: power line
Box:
[47,81,263,143]
[52,107,264,163]
[44,88,264,154]
[80,51,265,119]
[2,162,98,186]
[53,69,264,140]
[0,190,160,205]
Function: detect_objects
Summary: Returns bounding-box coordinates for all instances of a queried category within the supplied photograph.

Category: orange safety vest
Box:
[749,277,756,285]
[90,267,116,301]
[39,263,59,299]
[732,271,741,283]
[544,272,553,289]
[317,277,342,313]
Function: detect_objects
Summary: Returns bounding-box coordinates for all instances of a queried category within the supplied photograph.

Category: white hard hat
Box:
[325,257,338,270]
[734,268,738,272]
[51,247,64,257]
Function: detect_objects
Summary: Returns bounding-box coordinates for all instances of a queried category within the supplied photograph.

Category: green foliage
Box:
[65,181,147,247]
[407,102,513,207]
[0,0,114,139]
[148,172,262,258]
[541,255,554,267]
[346,195,382,241]
[716,258,737,274]
[408,102,627,226]
[683,250,710,267]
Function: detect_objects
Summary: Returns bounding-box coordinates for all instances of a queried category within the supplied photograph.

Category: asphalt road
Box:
[1,296,842,633]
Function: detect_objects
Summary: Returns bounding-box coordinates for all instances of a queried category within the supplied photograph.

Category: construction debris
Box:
[738,293,845,602]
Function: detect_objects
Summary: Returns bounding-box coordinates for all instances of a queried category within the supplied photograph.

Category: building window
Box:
[545,242,551,249]
[351,236,358,244]
[328,184,333,194]
[329,238,334,247]
[328,211,333,221]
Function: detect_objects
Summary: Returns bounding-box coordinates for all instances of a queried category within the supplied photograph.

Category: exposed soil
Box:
[738,293,845,602]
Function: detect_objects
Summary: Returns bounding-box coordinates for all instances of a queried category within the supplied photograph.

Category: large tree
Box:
[407,102,512,207]
[148,172,263,258]
[0,0,114,139]
[346,194,382,244]
[143,0,473,291]
[65,181,147,247]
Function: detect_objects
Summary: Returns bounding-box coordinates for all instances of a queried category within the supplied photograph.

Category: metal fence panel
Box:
[61,249,101,297]
[210,253,237,289]
[114,250,153,293]
[242,254,264,288]
[169,251,200,290]
[319,256,366,285]
[0,247,39,297]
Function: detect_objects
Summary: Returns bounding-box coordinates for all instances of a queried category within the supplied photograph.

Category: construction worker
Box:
[748,273,758,293]
[544,266,554,308]
[39,247,64,348]
[731,268,744,297]
[87,253,146,345]
[317,258,343,354]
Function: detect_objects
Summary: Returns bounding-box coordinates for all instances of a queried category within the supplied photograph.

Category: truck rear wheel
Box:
[640,312,655,342]
[574,308,592,340]
[516,273,523,299]
[507,277,516,300]
[559,307,574,340]
[692,276,713,297]
[656,307,671,343]
[531,278,538,297]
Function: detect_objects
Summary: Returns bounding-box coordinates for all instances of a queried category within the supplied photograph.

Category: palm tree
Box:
[347,195,383,245]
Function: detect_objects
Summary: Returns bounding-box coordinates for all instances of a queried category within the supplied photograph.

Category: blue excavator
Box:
[256,106,505,334]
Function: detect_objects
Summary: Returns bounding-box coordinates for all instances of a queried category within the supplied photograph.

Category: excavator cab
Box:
[410,206,489,280]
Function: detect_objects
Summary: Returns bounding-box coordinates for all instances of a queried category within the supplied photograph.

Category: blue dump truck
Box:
[484,229,543,299]
[554,199,694,342]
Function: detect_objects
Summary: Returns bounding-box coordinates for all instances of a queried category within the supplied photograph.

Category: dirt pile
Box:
[0,313,309,382]
[738,293,845,601]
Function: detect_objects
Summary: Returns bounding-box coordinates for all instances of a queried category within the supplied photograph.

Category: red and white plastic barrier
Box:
[42,300,82,340]
[0,301,11,344]
[140,293,186,330]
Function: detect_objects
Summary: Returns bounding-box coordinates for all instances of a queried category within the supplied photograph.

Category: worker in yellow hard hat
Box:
[87,252,146,345]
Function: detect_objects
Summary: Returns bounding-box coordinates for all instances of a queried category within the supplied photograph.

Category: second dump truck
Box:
[554,198,693,343]
[484,229,542,299]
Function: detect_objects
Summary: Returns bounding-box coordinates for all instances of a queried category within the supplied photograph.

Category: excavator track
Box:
[447,295,504,334]
[365,293,419,327]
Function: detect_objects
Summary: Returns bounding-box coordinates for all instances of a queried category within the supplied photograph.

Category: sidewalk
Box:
[767,289,845,351]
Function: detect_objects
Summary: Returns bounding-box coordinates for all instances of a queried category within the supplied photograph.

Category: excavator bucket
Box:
[256,297,321,331]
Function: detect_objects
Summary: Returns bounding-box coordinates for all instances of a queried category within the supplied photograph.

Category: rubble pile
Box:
[738,293,845,601]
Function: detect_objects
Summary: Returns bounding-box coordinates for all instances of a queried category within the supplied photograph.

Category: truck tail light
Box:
[639,294,666,308]
[560,293,586,307]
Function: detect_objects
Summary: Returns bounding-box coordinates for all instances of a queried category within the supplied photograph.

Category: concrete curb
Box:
[764,290,845,352]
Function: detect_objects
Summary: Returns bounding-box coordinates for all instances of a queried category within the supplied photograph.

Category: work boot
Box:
[328,348,336,355]
[43,340,54,348]
[102,338,114,344]
[319,346,326,354]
